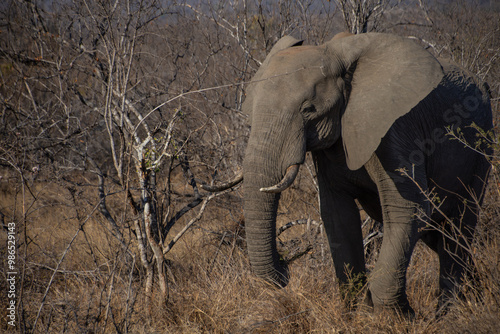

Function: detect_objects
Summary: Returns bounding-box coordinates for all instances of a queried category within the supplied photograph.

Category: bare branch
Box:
[162,194,214,255]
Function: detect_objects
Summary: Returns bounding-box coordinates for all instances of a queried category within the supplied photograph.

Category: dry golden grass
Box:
[1,169,499,333]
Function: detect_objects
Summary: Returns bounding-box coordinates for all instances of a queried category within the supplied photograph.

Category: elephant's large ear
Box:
[327,33,444,170]
[242,36,303,117]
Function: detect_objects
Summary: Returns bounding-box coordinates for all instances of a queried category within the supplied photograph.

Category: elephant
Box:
[205,32,493,315]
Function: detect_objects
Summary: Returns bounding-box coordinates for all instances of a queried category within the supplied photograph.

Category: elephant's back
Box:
[437,59,493,130]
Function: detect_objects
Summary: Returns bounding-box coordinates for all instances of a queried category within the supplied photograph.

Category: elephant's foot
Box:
[363,289,416,319]
[338,272,368,311]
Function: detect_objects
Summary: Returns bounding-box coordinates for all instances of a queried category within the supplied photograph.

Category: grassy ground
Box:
[1,169,499,333]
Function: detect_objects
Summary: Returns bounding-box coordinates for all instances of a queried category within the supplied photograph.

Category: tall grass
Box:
[1,170,499,333]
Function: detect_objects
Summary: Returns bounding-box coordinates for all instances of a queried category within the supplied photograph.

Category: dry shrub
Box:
[124,178,500,333]
[2,163,500,333]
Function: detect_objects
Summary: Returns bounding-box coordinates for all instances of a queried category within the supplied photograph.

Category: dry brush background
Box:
[0,0,499,333]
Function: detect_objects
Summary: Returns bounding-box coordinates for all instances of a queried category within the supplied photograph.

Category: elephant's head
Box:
[239,33,444,287]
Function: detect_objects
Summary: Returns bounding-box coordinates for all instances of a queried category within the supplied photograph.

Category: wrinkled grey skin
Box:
[241,33,492,314]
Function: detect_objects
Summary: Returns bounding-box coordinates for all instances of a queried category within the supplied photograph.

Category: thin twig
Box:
[134,67,315,132]
[162,188,232,255]
[162,194,214,254]
[277,218,321,237]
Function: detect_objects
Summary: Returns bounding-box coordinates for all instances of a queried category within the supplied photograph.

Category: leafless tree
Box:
[0,0,242,326]
[334,0,402,33]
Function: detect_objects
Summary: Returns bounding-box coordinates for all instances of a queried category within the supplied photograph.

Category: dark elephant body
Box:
[233,33,492,314]
[315,62,492,311]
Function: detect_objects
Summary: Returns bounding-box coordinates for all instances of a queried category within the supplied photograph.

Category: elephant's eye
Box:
[302,105,316,114]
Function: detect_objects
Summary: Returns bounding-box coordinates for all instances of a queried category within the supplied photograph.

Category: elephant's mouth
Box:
[260,164,300,193]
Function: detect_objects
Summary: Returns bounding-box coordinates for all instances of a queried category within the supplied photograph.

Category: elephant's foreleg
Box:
[317,182,366,302]
[364,155,428,315]
[367,215,422,314]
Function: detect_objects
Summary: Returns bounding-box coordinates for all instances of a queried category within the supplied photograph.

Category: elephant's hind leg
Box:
[429,161,489,315]
[364,155,429,315]
[436,202,482,314]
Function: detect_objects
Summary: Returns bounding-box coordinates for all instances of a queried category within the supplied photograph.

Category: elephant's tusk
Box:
[260,164,300,193]
[201,171,243,192]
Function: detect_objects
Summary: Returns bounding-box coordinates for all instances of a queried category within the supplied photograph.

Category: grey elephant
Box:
[206,32,493,315]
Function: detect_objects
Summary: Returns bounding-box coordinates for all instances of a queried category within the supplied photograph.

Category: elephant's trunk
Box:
[244,169,289,287]
[243,114,305,287]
